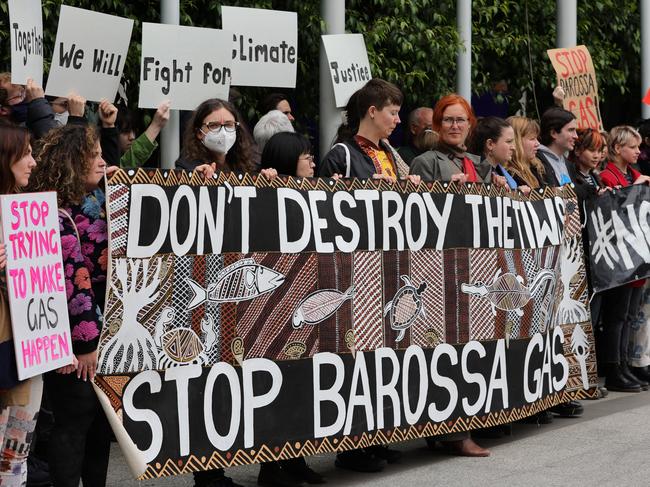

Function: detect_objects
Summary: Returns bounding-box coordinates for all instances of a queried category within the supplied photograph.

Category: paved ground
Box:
[107,389,650,487]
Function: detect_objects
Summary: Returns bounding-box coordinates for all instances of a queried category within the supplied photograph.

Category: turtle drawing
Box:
[383,276,428,342]
[153,307,218,368]
[461,268,556,317]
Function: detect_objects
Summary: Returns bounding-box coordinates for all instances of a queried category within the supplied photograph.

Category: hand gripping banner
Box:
[94,169,597,479]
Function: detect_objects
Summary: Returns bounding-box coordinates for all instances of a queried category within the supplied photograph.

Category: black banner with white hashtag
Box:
[585,185,650,292]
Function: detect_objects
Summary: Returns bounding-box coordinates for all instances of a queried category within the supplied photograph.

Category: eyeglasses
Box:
[441,117,469,127]
[202,121,240,133]
[300,154,315,162]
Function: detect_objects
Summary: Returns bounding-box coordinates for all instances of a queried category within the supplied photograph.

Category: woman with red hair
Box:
[410,94,491,183]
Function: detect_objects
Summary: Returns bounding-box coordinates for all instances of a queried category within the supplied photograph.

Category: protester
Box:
[410,94,490,184]
[319,78,413,184]
[0,122,42,487]
[471,79,509,118]
[637,118,650,175]
[319,78,415,472]
[177,97,276,487]
[117,100,170,167]
[260,93,295,123]
[176,98,256,175]
[261,132,315,178]
[26,124,111,487]
[536,107,578,186]
[467,116,518,189]
[569,128,606,192]
[505,116,546,190]
[253,109,295,152]
[257,132,326,487]
[599,126,650,391]
[398,106,433,165]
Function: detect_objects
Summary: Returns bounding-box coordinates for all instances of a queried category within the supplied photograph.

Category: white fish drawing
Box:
[186,258,285,309]
[292,287,355,329]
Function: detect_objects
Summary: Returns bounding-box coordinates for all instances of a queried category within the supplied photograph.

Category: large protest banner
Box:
[585,185,650,293]
[138,23,232,110]
[0,192,73,380]
[222,6,297,88]
[322,34,372,107]
[95,170,597,479]
[46,6,133,102]
[8,0,44,85]
[547,45,603,130]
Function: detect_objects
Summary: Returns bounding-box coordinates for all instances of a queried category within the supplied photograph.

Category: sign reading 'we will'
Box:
[0,192,73,380]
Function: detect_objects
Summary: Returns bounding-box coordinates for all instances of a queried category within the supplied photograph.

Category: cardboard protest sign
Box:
[95,169,597,479]
[221,6,297,88]
[138,23,233,111]
[322,34,372,107]
[8,0,44,85]
[46,5,133,102]
[0,192,73,380]
[547,45,602,130]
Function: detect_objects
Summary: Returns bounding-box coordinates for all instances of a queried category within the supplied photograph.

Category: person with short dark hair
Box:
[319,78,412,183]
[261,93,294,123]
[261,132,314,177]
[537,106,578,186]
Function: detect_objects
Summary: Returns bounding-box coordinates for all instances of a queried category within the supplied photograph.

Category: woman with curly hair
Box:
[27,124,110,487]
[0,122,40,487]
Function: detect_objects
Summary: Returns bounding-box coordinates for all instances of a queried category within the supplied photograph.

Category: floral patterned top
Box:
[59,190,108,355]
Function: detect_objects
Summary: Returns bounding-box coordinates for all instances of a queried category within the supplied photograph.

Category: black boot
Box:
[621,363,648,390]
[258,461,303,487]
[549,400,583,417]
[629,365,650,384]
[282,458,326,484]
[605,363,642,392]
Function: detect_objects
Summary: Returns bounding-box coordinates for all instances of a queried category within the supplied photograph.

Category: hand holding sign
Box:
[25,78,45,102]
[0,243,6,271]
[68,93,86,117]
[98,99,118,128]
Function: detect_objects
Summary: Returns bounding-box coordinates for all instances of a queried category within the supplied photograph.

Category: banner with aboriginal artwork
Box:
[94,169,598,479]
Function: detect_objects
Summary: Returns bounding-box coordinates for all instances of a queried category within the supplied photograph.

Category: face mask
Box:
[54,111,69,126]
[201,128,237,154]
[10,101,28,124]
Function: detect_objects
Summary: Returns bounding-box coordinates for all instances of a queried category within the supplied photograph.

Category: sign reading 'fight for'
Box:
[96,170,597,480]
[0,192,73,380]
[138,23,233,110]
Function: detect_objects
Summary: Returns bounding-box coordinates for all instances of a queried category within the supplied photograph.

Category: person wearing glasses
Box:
[176,98,256,176]
[409,94,491,184]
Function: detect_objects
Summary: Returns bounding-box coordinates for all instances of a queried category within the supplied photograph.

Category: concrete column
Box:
[160,0,180,169]
[642,0,650,118]
[456,0,471,101]
[556,0,577,48]
[319,0,345,160]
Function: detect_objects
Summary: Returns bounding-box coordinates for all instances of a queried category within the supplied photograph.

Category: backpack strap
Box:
[333,143,352,178]
[58,209,80,244]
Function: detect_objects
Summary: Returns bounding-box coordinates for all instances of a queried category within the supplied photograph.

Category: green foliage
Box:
[0,0,642,125]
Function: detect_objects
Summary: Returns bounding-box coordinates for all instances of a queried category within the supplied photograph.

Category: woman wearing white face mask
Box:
[176,98,255,175]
